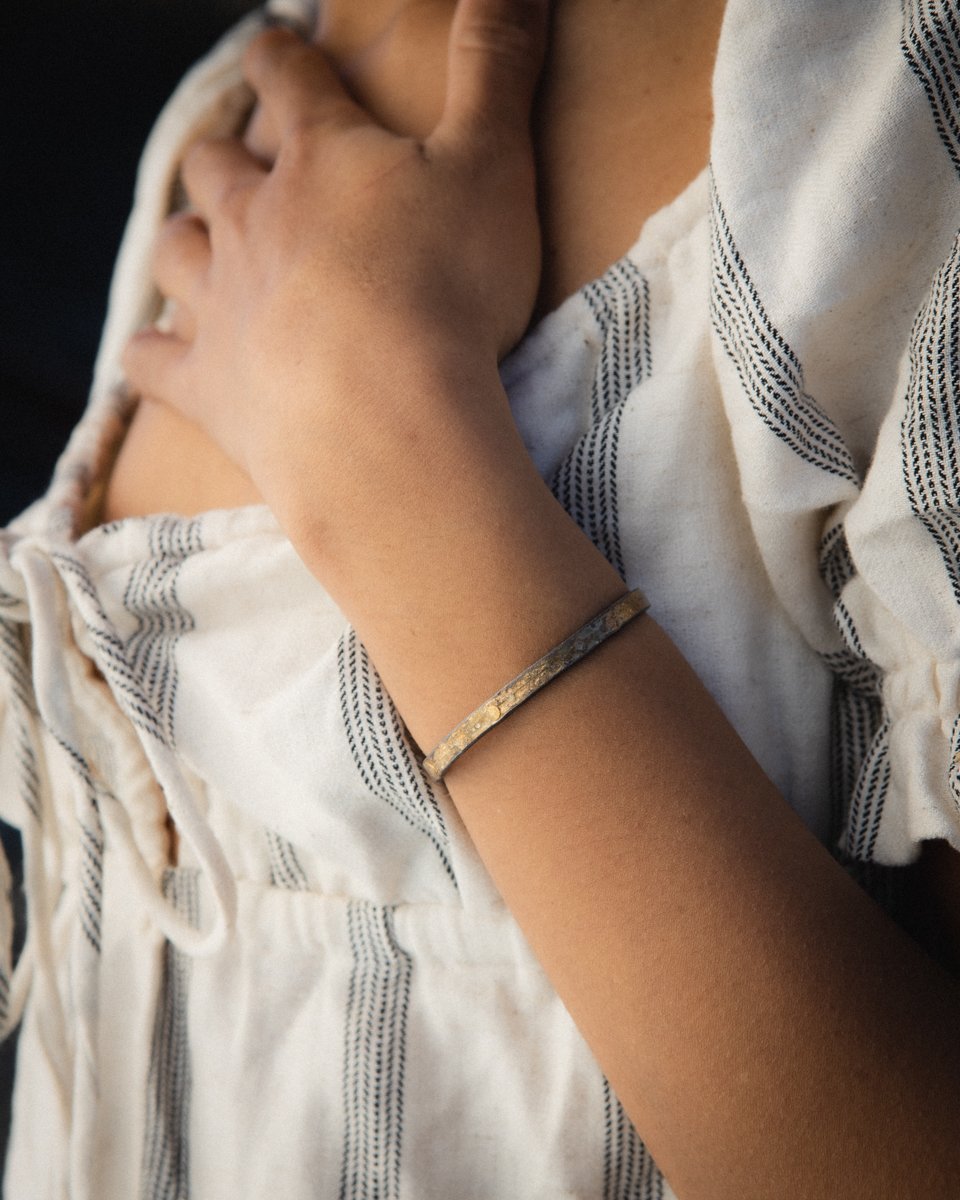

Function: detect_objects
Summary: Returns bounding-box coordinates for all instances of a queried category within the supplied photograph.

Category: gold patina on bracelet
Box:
[422,587,649,782]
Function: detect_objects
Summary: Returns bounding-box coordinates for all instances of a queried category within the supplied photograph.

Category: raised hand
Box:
[120,8,960,1197]
[123,0,550,541]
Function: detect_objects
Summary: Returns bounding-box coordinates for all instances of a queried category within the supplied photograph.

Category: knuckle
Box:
[179,138,215,189]
[277,118,319,171]
[243,25,297,78]
[247,27,318,95]
[215,181,250,225]
[279,105,354,165]
[152,214,205,281]
[179,140,250,220]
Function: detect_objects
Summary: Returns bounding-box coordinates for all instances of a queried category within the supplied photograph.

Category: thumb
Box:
[436,0,551,151]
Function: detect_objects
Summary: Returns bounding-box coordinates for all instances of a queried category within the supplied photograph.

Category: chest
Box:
[102,1,723,523]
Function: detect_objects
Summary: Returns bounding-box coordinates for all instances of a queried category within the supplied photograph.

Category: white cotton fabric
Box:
[1,0,960,1195]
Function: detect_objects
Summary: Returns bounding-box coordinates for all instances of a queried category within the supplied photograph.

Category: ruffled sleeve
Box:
[707,0,960,868]
[839,231,960,863]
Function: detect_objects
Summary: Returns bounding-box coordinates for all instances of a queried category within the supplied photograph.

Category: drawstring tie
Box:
[13,540,237,957]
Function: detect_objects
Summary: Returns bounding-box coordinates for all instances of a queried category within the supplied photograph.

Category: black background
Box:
[0,0,261,523]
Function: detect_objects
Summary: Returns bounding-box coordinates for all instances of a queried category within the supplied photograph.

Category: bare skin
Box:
[102,0,722,522]
[118,2,960,1196]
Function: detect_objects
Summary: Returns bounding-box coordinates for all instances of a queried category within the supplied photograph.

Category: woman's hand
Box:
[123,0,549,541]
[120,5,960,1195]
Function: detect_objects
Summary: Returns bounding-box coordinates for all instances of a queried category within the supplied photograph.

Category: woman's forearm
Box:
[119,12,960,1194]
[291,367,960,1200]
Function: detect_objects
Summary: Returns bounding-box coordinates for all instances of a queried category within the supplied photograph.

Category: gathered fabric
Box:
[1,0,960,1195]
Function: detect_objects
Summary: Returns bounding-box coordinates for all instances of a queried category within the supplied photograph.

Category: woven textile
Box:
[1,0,959,1194]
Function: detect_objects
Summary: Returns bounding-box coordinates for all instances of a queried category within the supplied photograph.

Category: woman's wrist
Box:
[280,367,627,751]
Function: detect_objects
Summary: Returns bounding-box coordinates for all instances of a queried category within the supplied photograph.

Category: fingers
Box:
[152,212,210,314]
[122,327,189,407]
[180,137,265,223]
[437,0,551,152]
[242,27,368,137]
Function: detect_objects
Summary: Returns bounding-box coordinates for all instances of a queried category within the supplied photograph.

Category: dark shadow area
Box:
[0,0,261,524]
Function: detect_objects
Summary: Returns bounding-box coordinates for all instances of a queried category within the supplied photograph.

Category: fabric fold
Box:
[9,537,236,957]
[5,1,960,1195]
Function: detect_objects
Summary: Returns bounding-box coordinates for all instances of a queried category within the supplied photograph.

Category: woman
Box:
[3,0,960,1195]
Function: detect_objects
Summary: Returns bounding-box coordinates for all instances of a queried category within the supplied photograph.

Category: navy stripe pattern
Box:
[0,618,41,825]
[710,180,858,484]
[339,902,412,1200]
[950,713,960,811]
[122,519,203,747]
[551,259,652,578]
[47,533,203,952]
[0,586,24,611]
[337,629,456,888]
[549,256,664,1195]
[142,869,200,1200]
[0,963,9,1033]
[901,232,960,605]
[78,807,105,955]
[51,552,176,747]
[901,0,960,177]
[35,720,107,955]
[0,615,37,1027]
[842,718,893,863]
[51,519,201,749]
[818,525,887,848]
[818,522,857,608]
[899,228,960,844]
[0,618,36,717]
[266,828,309,891]
[825,655,887,844]
[603,1081,663,1200]
[817,529,905,910]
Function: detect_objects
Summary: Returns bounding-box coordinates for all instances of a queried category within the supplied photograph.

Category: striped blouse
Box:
[1,0,959,1195]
